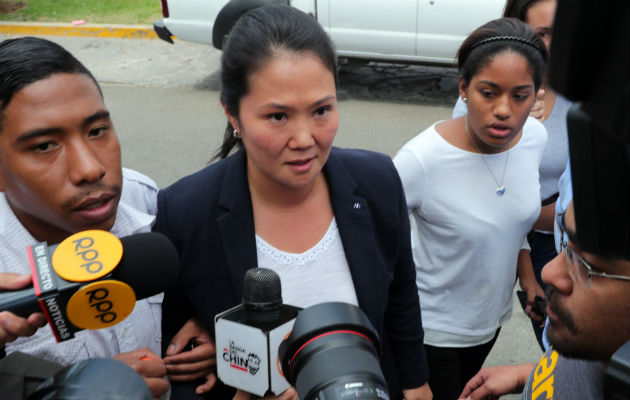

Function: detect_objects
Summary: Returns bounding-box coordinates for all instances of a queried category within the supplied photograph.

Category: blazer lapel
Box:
[326,149,387,321]
[216,150,258,300]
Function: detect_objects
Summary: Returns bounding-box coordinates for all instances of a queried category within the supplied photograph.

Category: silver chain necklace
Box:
[465,117,510,196]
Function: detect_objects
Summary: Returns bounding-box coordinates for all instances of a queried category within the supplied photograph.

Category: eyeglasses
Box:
[555,212,630,288]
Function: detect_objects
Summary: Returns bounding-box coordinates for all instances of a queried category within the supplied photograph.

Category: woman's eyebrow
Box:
[260,95,336,110]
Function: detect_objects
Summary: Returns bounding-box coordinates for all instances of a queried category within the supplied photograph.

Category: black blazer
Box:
[155,147,428,399]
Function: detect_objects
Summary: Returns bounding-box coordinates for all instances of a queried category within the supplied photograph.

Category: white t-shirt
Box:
[394,118,547,346]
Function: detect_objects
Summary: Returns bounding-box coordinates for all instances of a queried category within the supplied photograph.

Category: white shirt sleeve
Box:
[393,148,426,213]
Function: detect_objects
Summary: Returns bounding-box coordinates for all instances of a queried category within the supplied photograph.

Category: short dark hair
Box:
[457,18,547,89]
[216,4,337,159]
[503,0,553,21]
[0,37,101,132]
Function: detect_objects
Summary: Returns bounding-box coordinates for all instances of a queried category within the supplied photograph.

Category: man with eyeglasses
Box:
[458,200,630,400]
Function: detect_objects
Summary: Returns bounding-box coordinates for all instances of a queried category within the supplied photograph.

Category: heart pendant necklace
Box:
[465,117,510,197]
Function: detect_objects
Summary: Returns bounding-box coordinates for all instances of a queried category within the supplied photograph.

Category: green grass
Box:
[0,0,163,24]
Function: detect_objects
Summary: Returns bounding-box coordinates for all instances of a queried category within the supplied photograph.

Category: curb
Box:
[0,21,158,39]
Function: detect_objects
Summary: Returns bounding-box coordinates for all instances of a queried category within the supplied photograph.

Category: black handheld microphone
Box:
[215,268,301,396]
[0,230,179,342]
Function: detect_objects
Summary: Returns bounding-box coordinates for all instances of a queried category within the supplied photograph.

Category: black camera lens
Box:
[278,302,389,400]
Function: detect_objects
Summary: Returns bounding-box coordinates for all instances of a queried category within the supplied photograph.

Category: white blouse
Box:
[256,218,359,309]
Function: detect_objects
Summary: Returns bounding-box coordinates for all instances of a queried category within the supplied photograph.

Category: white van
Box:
[154,0,504,66]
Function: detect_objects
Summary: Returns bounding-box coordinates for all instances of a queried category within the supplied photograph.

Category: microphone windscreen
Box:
[111,232,179,299]
[242,268,282,311]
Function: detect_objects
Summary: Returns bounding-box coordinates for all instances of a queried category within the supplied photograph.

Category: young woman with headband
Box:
[394,18,548,399]
[454,0,570,351]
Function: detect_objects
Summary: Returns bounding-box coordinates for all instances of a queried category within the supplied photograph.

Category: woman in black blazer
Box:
[155,5,430,399]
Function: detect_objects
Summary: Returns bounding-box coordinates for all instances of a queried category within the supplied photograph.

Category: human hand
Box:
[233,387,298,400]
[403,382,433,400]
[530,89,545,121]
[516,250,546,325]
[520,282,546,324]
[0,273,47,348]
[114,347,168,399]
[164,318,217,395]
[458,364,534,400]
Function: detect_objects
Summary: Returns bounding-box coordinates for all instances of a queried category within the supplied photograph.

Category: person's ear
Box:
[221,101,240,133]
[459,77,469,103]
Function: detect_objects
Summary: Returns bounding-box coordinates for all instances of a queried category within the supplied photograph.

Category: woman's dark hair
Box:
[503,0,553,21]
[0,37,101,131]
[215,4,337,159]
[457,18,547,89]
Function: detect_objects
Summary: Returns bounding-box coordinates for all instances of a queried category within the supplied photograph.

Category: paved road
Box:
[2,34,542,396]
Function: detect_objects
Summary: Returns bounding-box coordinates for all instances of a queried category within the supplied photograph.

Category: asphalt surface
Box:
[1,33,542,397]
